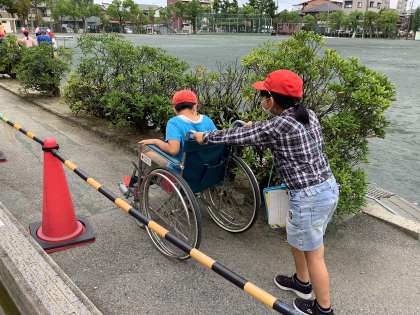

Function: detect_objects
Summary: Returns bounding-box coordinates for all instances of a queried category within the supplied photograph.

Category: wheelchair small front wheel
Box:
[203,155,260,233]
[140,168,202,260]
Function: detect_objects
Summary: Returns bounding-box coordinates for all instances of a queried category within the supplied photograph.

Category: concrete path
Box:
[0,87,419,314]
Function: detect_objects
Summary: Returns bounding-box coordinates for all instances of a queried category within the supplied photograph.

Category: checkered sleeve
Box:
[204,119,278,147]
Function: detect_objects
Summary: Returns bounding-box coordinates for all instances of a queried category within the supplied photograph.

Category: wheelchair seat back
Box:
[182,139,228,193]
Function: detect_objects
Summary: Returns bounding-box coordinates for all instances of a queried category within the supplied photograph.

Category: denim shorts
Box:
[286,176,339,251]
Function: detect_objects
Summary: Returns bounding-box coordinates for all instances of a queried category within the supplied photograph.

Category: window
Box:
[369,1,374,7]
[357,2,363,7]
[344,1,353,8]
[377,2,382,8]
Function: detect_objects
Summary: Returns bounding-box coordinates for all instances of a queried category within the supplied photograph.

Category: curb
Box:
[0,201,102,315]
[0,81,151,156]
[362,201,420,240]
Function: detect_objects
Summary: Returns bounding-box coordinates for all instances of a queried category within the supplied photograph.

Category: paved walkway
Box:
[0,86,419,314]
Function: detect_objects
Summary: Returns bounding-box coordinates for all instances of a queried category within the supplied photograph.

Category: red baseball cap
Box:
[172,90,198,107]
[252,70,303,98]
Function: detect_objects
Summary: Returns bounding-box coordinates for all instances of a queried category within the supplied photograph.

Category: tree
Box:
[247,0,277,18]
[328,11,344,31]
[275,10,301,24]
[302,14,316,31]
[409,8,420,32]
[106,0,139,32]
[363,11,377,38]
[76,0,102,32]
[376,9,399,38]
[239,4,257,15]
[348,11,363,33]
[220,0,238,14]
[157,6,170,24]
[212,0,221,14]
[132,8,148,32]
[171,0,208,33]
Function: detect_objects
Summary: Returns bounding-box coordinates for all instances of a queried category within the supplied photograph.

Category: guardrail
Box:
[0,112,299,315]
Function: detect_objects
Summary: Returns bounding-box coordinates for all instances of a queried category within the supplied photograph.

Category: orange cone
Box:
[29,137,95,252]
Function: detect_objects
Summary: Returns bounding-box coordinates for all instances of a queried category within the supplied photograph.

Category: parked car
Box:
[124,27,133,34]
[61,24,74,33]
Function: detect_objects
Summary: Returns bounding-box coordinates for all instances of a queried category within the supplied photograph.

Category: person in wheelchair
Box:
[138,89,217,161]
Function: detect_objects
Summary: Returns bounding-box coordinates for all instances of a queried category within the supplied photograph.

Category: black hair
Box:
[262,90,309,125]
[174,102,195,112]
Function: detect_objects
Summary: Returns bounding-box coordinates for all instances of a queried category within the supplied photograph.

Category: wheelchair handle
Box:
[186,131,196,141]
[231,120,246,128]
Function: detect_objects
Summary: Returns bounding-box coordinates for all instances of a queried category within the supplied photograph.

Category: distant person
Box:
[0,151,6,163]
[34,27,41,37]
[36,30,52,46]
[18,29,36,48]
[0,24,6,43]
[48,31,57,49]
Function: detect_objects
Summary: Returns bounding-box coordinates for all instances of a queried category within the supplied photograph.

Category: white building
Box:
[0,10,17,33]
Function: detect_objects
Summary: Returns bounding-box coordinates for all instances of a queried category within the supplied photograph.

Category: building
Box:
[0,10,17,33]
[389,0,408,13]
[167,0,211,6]
[297,0,399,14]
[336,0,390,13]
[298,0,342,14]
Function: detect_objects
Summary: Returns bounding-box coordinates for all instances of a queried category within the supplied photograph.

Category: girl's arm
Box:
[194,119,279,147]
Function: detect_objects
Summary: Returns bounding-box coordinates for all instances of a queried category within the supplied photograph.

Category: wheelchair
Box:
[120,123,261,260]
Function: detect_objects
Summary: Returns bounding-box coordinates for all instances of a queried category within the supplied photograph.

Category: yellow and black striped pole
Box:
[0,113,299,315]
[0,112,44,145]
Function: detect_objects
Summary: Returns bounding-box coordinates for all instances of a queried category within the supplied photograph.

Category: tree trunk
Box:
[83,17,87,32]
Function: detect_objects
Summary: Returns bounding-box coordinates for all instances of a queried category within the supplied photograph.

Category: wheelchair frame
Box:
[122,131,261,259]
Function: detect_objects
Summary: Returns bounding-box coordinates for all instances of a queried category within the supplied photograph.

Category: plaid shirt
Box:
[204,108,332,190]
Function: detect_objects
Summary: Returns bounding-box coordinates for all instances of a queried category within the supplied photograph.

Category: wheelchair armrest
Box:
[147,144,181,167]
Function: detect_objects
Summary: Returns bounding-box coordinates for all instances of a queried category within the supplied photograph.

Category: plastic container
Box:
[263,183,289,229]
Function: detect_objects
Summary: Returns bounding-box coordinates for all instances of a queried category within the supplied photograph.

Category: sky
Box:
[94,0,420,11]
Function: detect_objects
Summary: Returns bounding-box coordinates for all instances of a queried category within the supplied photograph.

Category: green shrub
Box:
[188,63,256,128]
[241,31,395,216]
[16,44,71,96]
[0,35,24,79]
[64,34,189,131]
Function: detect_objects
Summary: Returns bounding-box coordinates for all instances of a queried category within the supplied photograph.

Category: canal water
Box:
[0,279,20,315]
[62,34,420,204]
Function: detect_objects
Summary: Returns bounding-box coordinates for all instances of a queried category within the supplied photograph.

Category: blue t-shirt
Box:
[36,35,52,45]
[165,114,217,160]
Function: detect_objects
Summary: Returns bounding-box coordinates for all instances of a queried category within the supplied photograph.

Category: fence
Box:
[196,14,272,34]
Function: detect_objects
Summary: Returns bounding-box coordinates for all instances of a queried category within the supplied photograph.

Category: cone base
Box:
[37,221,84,243]
[29,217,95,253]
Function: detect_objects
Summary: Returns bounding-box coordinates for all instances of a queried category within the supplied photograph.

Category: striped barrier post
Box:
[0,113,299,315]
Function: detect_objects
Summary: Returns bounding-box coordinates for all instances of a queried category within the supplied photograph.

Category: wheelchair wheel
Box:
[203,155,260,233]
[140,168,202,260]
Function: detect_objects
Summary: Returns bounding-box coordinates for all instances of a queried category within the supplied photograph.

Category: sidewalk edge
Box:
[362,202,420,240]
[0,201,102,315]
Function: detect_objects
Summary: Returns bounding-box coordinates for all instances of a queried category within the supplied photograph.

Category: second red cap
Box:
[252,69,303,98]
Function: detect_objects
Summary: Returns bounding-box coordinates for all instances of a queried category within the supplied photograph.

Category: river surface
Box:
[0,279,20,315]
[59,34,420,204]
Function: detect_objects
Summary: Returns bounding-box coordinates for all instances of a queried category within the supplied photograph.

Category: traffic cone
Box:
[29,137,95,253]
